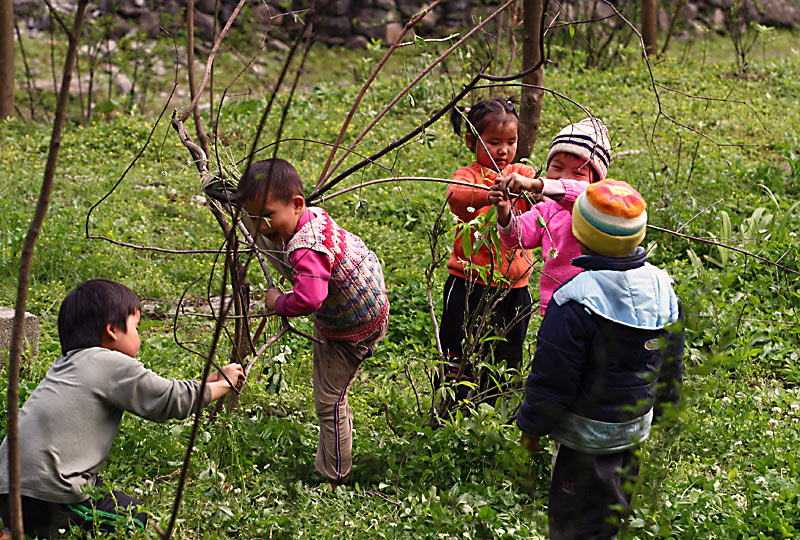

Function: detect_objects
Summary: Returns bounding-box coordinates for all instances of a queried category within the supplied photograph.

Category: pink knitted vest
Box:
[286,208,389,341]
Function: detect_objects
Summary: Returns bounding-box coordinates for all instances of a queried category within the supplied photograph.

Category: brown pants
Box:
[312,324,386,483]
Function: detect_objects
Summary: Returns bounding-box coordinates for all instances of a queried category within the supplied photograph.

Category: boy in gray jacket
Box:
[0,279,244,537]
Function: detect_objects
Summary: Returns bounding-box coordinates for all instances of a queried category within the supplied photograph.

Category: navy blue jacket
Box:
[516,248,684,438]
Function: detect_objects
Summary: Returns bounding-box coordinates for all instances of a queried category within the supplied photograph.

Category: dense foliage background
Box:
[1,21,799,539]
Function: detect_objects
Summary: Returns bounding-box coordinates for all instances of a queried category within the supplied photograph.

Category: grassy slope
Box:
[1,27,799,538]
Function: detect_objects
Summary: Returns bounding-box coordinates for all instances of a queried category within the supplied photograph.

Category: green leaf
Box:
[95,100,116,114]
[460,229,473,256]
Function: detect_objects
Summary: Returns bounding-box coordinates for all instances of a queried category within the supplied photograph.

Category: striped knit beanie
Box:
[547,118,611,181]
[572,179,647,257]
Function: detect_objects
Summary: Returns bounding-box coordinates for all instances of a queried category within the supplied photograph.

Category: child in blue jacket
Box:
[516,179,684,540]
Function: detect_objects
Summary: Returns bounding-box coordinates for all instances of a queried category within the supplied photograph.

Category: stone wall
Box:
[13,0,800,48]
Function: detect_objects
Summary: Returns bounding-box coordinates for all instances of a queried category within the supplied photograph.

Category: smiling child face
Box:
[242,192,305,246]
[547,152,595,183]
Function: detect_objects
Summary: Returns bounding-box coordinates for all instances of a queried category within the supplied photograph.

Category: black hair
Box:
[57,279,141,355]
[235,159,305,205]
[450,98,518,145]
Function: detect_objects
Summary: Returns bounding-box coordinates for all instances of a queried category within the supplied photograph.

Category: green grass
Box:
[1,24,800,538]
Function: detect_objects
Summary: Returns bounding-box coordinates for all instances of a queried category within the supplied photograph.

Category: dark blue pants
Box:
[438,274,533,399]
[549,445,638,540]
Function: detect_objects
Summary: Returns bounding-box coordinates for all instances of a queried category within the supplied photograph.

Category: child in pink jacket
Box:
[488,118,612,314]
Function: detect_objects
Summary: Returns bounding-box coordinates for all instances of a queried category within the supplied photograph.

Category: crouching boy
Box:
[0,279,244,537]
[516,180,684,539]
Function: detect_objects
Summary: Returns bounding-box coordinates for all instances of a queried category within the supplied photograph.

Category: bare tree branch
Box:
[648,224,800,275]
[319,0,515,185]
[315,0,445,187]
[6,3,89,537]
[179,0,248,122]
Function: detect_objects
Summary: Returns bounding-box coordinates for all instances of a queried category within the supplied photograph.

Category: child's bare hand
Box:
[488,177,510,207]
[208,363,245,385]
[265,287,282,311]
[489,178,513,227]
[504,172,543,194]
[520,432,541,452]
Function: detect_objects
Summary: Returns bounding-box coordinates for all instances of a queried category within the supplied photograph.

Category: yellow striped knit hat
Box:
[572,179,647,257]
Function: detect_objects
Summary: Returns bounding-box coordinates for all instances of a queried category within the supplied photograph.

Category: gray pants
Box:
[312,324,386,483]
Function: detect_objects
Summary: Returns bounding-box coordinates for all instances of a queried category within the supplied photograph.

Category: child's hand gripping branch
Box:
[264,287,283,311]
[488,173,544,228]
[206,363,246,401]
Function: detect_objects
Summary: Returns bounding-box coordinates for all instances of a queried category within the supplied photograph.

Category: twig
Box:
[366,490,402,506]
[179,0,248,122]
[309,176,491,206]
[405,362,423,418]
[244,323,289,380]
[85,71,179,240]
[384,402,401,436]
[5,3,90,537]
[676,199,723,234]
[41,0,72,38]
[14,20,37,120]
[320,0,515,185]
[85,235,235,254]
[186,0,210,155]
[160,230,237,539]
[398,33,460,47]
[315,0,445,187]
[659,0,685,58]
[308,70,486,202]
[648,224,800,275]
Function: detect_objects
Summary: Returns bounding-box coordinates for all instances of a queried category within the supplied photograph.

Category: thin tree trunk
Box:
[6,3,89,537]
[0,0,14,117]
[187,0,210,156]
[517,0,545,161]
[643,0,658,57]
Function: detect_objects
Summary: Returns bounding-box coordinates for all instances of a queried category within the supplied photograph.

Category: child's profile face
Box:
[547,152,594,183]
[471,115,518,171]
[242,192,305,246]
[108,310,141,358]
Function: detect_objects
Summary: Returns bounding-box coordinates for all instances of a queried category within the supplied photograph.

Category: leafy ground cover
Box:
[1,27,799,538]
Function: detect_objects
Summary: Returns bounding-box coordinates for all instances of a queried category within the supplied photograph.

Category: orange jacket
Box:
[446,162,535,287]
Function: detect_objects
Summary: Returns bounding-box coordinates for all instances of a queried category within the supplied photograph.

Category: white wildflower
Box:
[722,396,732,405]
[769,492,780,502]
[768,418,779,428]
[734,440,743,447]
[466,206,475,213]
[765,430,774,437]
[755,476,767,485]
[772,406,782,414]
